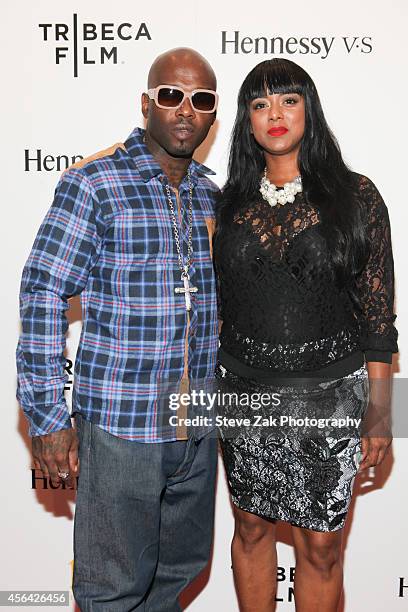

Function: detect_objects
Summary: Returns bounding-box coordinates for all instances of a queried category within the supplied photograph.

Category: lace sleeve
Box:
[355,175,398,363]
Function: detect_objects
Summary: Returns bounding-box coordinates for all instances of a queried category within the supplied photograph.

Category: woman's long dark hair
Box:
[219,58,368,286]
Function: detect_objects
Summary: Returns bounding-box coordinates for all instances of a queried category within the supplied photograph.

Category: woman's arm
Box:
[355,176,398,470]
[359,361,392,471]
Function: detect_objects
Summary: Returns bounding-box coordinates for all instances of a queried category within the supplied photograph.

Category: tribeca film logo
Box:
[38,15,152,77]
[276,566,295,603]
[64,359,74,392]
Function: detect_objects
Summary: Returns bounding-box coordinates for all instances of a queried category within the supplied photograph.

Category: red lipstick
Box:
[267,127,288,136]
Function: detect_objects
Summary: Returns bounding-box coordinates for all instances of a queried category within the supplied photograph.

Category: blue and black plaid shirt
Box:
[17,127,220,442]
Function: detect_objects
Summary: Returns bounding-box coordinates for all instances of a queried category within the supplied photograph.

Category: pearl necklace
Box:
[259,168,302,207]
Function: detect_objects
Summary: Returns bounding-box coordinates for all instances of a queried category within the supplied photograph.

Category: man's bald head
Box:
[148,47,216,90]
[142,47,217,162]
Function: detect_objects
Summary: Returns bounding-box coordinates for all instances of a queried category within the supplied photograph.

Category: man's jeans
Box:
[73,415,218,611]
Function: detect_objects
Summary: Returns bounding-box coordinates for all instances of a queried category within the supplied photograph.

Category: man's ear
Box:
[141,93,149,119]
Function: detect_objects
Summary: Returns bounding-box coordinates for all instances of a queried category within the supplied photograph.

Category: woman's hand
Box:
[359,361,393,471]
[359,435,392,471]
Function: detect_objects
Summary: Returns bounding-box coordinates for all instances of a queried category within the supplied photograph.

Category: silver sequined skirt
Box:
[215,363,369,532]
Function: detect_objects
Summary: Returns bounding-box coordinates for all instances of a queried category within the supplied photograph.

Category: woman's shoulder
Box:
[350,171,379,193]
[350,171,389,217]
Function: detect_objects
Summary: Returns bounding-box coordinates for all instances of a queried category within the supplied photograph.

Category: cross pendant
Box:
[174,272,198,311]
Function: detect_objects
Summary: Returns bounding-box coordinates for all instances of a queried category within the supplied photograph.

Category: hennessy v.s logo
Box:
[342,36,373,53]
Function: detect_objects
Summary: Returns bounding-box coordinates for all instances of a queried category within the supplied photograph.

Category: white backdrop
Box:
[2,0,408,610]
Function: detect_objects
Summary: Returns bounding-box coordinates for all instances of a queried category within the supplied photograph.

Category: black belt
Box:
[217,347,364,385]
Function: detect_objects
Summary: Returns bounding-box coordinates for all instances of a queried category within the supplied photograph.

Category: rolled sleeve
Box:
[356,176,398,363]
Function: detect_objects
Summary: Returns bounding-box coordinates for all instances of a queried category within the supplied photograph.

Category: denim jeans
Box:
[73,415,218,611]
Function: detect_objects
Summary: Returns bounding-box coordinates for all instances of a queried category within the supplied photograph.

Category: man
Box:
[16,48,220,611]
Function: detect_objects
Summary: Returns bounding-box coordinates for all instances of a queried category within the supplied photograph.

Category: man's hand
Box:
[32,429,79,487]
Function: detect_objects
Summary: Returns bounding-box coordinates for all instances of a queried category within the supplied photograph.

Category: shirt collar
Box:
[124,127,216,184]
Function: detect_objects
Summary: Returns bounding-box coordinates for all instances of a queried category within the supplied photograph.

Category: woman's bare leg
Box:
[231,506,278,612]
[291,525,344,612]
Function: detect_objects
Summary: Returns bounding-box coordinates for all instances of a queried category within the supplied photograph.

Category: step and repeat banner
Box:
[2,1,408,610]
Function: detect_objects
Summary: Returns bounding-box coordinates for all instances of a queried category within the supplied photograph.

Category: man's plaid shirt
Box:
[16,127,220,442]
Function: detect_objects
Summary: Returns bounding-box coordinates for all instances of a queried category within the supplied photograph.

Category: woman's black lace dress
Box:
[213,174,398,532]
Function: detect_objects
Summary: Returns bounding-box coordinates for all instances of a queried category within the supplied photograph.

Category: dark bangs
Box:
[239,59,308,107]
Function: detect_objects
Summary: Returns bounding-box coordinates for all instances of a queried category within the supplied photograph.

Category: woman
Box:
[213,59,398,611]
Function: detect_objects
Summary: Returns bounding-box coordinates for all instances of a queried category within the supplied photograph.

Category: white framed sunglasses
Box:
[147,85,218,113]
